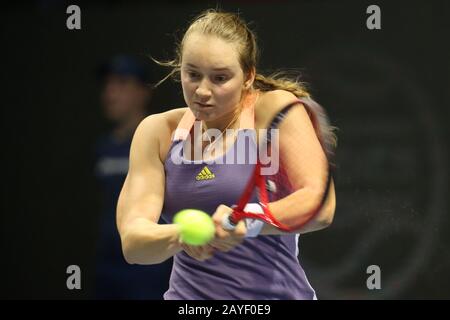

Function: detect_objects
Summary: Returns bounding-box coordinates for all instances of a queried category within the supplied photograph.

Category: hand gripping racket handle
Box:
[221,206,268,231]
[222,211,238,231]
[221,161,293,232]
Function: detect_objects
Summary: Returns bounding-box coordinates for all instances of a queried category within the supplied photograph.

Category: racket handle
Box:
[222,213,237,231]
[221,203,264,232]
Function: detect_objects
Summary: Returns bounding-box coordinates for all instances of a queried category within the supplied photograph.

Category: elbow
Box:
[318,210,334,229]
[123,253,135,265]
[286,183,336,234]
[121,234,152,265]
[119,224,146,265]
[122,249,136,265]
[120,231,137,265]
[117,215,135,264]
[119,222,167,265]
[316,196,336,229]
[311,185,336,229]
[120,230,153,265]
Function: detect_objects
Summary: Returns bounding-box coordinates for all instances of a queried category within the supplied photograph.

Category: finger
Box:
[212,204,233,226]
[209,241,231,252]
[211,236,241,247]
[215,224,232,240]
[211,244,232,252]
[233,220,247,238]
[183,244,214,261]
[215,218,246,240]
[210,238,242,252]
[182,244,203,260]
[198,245,214,257]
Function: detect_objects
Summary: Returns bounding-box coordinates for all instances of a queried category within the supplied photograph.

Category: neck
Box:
[201,89,258,133]
[203,108,241,132]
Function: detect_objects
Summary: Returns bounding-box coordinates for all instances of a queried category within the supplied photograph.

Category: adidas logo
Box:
[196,166,215,181]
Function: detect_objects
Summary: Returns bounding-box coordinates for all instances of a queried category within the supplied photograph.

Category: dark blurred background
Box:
[1,0,449,299]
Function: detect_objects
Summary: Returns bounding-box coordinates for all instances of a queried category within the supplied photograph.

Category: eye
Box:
[214,75,228,83]
[187,71,200,80]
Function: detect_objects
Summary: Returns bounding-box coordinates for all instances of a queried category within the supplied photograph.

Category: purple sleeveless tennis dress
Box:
[161,93,317,300]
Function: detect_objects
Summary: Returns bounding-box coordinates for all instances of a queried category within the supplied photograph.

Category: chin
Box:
[190,108,216,120]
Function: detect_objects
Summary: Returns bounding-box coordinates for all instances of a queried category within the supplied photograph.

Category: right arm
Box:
[116,114,182,265]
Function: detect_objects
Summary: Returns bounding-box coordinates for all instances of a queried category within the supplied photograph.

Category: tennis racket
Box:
[222,97,336,232]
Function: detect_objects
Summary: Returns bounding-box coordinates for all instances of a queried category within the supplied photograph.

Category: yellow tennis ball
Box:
[174,209,215,246]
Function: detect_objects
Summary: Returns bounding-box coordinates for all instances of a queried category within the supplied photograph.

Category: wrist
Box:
[244,203,265,238]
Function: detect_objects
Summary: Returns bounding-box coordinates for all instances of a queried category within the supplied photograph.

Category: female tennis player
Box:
[117,9,337,300]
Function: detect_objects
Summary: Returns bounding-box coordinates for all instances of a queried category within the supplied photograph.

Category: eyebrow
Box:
[186,63,231,71]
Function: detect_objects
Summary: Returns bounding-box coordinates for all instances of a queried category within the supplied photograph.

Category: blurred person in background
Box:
[93,55,172,299]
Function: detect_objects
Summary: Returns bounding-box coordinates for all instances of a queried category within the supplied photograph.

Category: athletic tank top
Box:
[161,92,316,299]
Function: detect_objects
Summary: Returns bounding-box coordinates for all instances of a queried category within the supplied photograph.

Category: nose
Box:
[195,79,212,100]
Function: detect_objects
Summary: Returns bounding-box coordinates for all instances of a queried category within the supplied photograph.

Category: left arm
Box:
[209,178,335,242]
[259,90,336,235]
[261,178,335,235]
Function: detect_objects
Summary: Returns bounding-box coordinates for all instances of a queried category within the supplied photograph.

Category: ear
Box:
[244,67,256,89]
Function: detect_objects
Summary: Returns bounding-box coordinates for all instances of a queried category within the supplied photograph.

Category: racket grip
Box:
[222,213,237,231]
[221,203,265,236]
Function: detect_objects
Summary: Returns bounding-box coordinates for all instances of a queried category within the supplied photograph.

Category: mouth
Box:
[195,102,214,108]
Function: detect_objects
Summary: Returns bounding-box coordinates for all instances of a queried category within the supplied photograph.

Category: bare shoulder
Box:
[134,107,188,162]
[255,89,303,128]
[160,107,189,132]
[259,89,299,106]
[135,107,187,140]
[138,107,187,132]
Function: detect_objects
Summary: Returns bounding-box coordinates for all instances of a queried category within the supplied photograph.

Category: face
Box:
[181,33,250,122]
[101,74,150,123]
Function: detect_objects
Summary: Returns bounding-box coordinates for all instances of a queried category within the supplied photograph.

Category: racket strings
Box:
[229,99,335,232]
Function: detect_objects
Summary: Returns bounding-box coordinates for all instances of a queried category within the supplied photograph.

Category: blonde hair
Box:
[152,9,337,166]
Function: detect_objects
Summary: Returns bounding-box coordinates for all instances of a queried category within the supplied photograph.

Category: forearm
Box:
[121,217,182,265]
[260,216,329,235]
[260,179,336,236]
